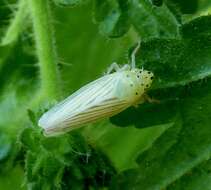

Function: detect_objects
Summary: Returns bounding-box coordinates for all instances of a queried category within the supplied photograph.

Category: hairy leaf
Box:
[111,16,211,130]
[136,16,211,89]
[111,78,211,189]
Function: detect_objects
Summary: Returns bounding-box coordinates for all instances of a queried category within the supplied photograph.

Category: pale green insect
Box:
[38,42,154,136]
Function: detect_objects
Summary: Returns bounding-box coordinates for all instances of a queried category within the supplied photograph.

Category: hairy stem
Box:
[28,0,60,100]
[1,0,28,45]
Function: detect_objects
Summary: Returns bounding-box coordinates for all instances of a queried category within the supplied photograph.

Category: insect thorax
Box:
[114,69,154,103]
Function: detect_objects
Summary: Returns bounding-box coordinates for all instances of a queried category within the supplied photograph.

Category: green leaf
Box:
[21,115,116,189]
[167,0,198,14]
[94,0,180,38]
[133,16,211,89]
[136,36,211,89]
[111,78,211,189]
[94,0,131,37]
[129,0,180,39]
[111,100,178,128]
[83,121,170,171]
[107,15,210,177]
[112,15,211,130]
[167,159,211,190]
[53,0,87,6]
[27,109,37,126]
[151,0,163,7]
[164,0,182,23]
[0,43,13,70]
[181,15,211,38]
[19,127,41,152]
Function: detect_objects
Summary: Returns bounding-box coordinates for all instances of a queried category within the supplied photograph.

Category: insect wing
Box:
[39,73,130,135]
[45,97,129,135]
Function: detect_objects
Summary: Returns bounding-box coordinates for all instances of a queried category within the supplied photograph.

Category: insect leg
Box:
[120,64,130,71]
[131,40,141,69]
[143,94,160,104]
[132,94,160,107]
[107,62,120,74]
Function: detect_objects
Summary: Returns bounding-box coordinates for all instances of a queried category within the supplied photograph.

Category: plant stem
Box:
[1,0,28,45]
[28,0,60,100]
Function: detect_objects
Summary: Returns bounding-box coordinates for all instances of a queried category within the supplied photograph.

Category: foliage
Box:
[0,0,211,189]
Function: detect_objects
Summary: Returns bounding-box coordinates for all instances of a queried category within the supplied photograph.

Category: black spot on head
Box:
[150,76,154,80]
[139,70,143,74]
[137,75,140,78]
[148,71,151,74]
[146,84,149,88]
[136,92,138,95]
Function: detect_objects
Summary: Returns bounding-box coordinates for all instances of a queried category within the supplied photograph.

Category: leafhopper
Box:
[39,42,154,136]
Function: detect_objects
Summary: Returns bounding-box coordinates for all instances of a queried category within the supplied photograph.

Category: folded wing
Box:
[39,73,130,135]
